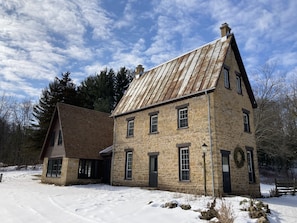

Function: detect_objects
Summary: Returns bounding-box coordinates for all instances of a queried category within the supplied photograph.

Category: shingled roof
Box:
[112,34,256,117]
[40,103,114,159]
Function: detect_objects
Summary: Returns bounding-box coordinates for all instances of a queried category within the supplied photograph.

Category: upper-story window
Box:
[49,131,55,147]
[224,67,230,89]
[57,130,63,145]
[149,111,159,134]
[236,74,242,94]
[150,114,158,133]
[243,109,250,133]
[127,117,135,137]
[176,104,189,129]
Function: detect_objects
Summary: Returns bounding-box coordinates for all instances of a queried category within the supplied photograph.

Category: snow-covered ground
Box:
[0,167,296,223]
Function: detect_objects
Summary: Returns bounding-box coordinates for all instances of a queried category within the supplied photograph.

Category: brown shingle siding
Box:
[40,103,114,160]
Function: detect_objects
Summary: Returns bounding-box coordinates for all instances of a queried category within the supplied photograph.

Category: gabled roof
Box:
[112,34,256,117]
[40,103,114,160]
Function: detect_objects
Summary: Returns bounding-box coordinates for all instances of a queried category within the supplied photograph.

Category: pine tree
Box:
[115,67,132,105]
[30,72,78,151]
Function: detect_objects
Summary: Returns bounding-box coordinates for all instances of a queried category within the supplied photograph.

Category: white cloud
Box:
[1,0,297,100]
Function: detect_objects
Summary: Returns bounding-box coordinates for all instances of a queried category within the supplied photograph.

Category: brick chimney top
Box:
[220,23,231,37]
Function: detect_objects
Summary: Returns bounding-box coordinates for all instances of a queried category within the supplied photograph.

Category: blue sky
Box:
[1,0,297,101]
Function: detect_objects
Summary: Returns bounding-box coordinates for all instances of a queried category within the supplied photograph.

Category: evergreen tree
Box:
[115,67,132,105]
[77,75,99,110]
[78,68,131,113]
[30,72,78,151]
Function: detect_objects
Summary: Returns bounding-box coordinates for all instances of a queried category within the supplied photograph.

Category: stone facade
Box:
[111,42,261,197]
[41,157,102,185]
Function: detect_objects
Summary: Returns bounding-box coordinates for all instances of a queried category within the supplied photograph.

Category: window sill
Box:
[177,126,189,130]
[126,136,134,138]
[149,131,159,135]
[249,181,256,184]
[179,180,191,183]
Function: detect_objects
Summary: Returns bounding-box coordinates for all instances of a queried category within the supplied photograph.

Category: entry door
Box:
[221,151,231,193]
[149,155,158,187]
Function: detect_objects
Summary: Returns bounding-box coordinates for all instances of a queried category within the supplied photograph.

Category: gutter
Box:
[205,91,215,197]
[110,117,117,185]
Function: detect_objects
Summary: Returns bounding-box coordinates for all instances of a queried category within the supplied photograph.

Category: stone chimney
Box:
[220,23,231,37]
[135,64,144,79]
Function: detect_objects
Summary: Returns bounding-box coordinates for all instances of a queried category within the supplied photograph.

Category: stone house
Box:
[110,24,261,197]
[40,103,113,185]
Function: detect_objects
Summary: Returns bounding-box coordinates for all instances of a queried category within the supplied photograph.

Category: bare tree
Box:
[252,62,287,170]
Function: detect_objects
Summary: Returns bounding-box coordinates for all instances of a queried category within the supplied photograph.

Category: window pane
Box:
[247,151,255,183]
[78,159,100,179]
[47,158,62,178]
[58,130,63,145]
[150,115,158,133]
[243,113,250,132]
[126,152,133,179]
[180,147,189,181]
[224,68,230,88]
[50,131,55,146]
[236,75,242,94]
[178,108,188,128]
[127,120,134,137]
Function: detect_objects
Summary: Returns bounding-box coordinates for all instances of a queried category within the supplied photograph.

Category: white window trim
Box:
[224,67,230,89]
[178,107,188,128]
[150,114,158,133]
[236,75,242,94]
[125,151,133,180]
[179,147,190,181]
[127,119,134,137]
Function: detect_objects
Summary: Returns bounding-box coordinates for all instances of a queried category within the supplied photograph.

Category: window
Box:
[243,110,250,132]
[224,67,230,89]
[125,151,133,180]
[246,148,255,183]
[78,159,101,179]
[236,74,242,94]
[49,131,55,146]
[127,118,134,137]
[57,130,63,145]
[150,113,158,133]
[177,105,188,129]
[179,147,190,181]
[46,158,62,177]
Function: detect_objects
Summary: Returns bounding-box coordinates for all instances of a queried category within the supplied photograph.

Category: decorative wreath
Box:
[233,147,245,168]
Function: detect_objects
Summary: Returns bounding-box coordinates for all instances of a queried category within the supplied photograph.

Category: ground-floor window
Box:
[78,159,101,179]
[125,151,133,180]
[46,158,62,177]
[246,147,256,183]
[179,147,190,181]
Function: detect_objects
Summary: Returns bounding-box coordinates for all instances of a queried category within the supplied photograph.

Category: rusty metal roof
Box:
[112,35,233,117]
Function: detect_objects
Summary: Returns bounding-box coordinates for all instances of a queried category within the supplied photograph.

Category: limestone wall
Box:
[112,95,212,194]
[112,46,261,197]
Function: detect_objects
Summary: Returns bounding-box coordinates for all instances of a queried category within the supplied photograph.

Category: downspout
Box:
[110,116,116,185]
[205,91,215,197]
